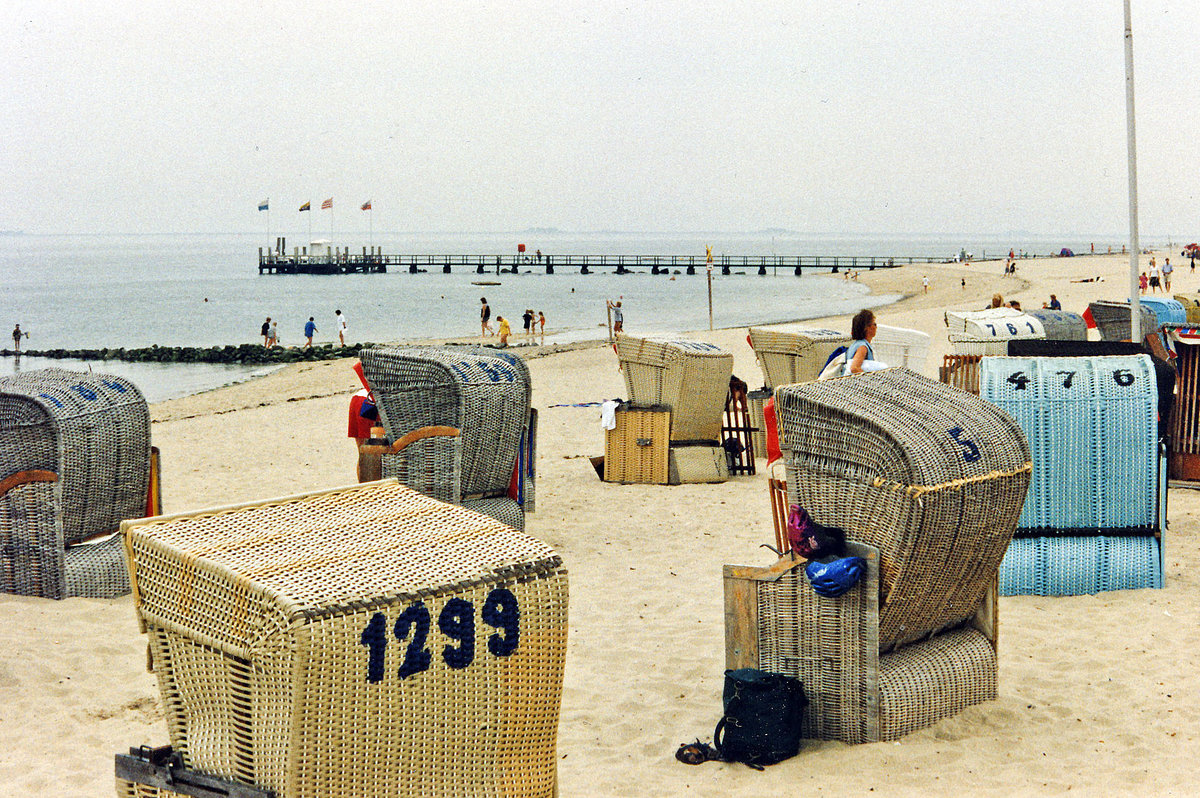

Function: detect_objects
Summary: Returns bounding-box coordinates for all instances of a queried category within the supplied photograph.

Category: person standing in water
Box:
[12,324,27,352]
[480,297,494,336]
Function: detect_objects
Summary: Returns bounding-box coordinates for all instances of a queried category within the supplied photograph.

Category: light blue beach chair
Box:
[981,355,1165,596]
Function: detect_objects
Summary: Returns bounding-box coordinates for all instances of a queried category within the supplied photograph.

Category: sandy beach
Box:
[3,250,1199,797]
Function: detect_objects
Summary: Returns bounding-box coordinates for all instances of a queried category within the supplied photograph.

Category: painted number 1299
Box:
[359,588,521,683]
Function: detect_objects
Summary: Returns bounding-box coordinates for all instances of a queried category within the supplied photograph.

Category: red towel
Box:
[764,396,782,466]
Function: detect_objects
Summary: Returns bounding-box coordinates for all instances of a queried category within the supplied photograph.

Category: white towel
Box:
[600,399,620,430]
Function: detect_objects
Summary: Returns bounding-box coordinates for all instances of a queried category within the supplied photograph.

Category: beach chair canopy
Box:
[360,346,534,530]
[747,325,849,387]
[0,368,149,599]
[614,335,732,441]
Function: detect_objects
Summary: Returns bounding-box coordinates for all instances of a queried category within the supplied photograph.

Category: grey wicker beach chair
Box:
[726,368,1031,743]
[359,346,535,530]
[0,368,151,599]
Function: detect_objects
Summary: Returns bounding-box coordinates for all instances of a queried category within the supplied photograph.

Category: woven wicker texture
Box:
[746,389,770,460]
[747,325,850,387]
[1138,297,1187,325]
[123,480,568,798]
[0,368,148,599]
[980,356,1157,533]
[944,307,1045,336]
[999,535,1163,596]
[872,324,932,375]
[1024,309,1088,341]
[749,543,998,743]
[603,408,670,484]
[939,354,983,395]
[774,368,1030,651]
[667,445,728,484]
[1173,294,1200,324]
[360,346,534,528]
[614,335,732,441]
[948,334,1011,357]
[1088,301,1159,341]
[0,368,149,544]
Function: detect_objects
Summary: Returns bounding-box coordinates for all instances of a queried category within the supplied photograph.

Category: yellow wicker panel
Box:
[121,480,568,798]
[604,409,670,484]
[667,446,729,484]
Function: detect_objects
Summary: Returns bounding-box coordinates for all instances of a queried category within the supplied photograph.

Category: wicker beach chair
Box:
[615,335,733,440]
[871,324,932,375]
[747,325,850,388]
[0,368,151,599]
[1088,300,1159,342]
[981,355,1165,595]
[359,346,535,530]
[1138,296,1187,326]
[116,480,568,798]
[725,368,1031,743]
[1024,309,1088,341]
[1173,294,1200,325]
[946,309,1046,356]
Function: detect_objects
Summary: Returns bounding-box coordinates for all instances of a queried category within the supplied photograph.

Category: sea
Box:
[0,230,1129,402]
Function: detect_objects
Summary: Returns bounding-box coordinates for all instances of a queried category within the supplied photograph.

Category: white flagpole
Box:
[1125,0,1142,342]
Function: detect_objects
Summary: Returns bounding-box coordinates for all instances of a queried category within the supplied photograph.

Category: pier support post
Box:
[443,264,452,274]
[476,264,486,274]
[721,265,731,276]
[581,265,590,275]
[686,265,696,275]
[794,265,803,276]
[545,263,554,275]
[757,264,767,275]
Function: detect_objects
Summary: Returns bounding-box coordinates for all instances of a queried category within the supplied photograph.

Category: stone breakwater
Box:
[2,343,372,364]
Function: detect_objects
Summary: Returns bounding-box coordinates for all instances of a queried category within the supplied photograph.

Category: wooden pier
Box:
[259,251,940,276]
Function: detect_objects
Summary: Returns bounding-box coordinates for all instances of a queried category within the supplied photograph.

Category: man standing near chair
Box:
[1163,258,1174,292]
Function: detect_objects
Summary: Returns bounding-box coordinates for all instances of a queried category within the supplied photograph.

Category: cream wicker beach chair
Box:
[747,325,850,388]
[0,368,152,599]
[871,324,932,376]
[359,346,535,530]
[613,335,733,483]
[725,368,1031,743]
[116,480,568,798]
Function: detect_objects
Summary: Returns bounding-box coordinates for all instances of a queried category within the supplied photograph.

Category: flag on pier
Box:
[299,201,311,212]
[321,198,333,210]
[258,199,269,211]
[361,200,372,211]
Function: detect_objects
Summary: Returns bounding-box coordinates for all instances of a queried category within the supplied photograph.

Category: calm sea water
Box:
[0,230,1116,399]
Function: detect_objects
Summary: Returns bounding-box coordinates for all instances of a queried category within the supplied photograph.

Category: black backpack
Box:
[713,668,807,768]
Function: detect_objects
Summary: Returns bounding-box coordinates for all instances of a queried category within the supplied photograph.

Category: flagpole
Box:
[1125,0,1142,342]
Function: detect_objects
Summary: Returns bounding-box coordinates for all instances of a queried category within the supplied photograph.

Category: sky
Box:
[1,0,1198,238]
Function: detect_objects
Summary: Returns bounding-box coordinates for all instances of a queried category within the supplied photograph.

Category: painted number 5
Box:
[948,427,981,463]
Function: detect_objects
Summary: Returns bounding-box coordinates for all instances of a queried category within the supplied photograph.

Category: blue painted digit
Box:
[948,427,981,463]
[394,602,432,679]
[360,612,388,683]
[439,598,476,669]
[1006,323,1018,334]
[482,588,520,657]
[1113,369,1135,387]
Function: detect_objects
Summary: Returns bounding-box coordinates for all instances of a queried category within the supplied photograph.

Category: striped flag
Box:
[299,201,311,212]
[361,200,372,211]
[258,199,269,211]
[321,198,333,210]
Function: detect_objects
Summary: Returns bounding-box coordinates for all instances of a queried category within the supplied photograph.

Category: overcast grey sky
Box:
[2,0,1197,237]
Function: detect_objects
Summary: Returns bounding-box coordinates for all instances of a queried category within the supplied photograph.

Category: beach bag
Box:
[786,506,847,559]
[817,346,848,381]
[713,668,807,768]
[805,556,867,598]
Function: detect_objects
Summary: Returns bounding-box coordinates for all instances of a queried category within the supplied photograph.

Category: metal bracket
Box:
[115,746,274,798]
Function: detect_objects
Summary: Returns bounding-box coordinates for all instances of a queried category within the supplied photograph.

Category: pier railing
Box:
[259,252,940,275]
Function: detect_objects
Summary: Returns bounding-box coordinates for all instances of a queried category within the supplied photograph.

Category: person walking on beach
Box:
[538,311,546,336]
[261,317,271,347]
[304,317,318,348]
[1139,272,1148,294]
[1163,258,1174,292]
[1149,259,1161,293]
[497,316,511,346]
[335,309,347,346]
[12,324,27,352]
[480,297,494,336]
[522,309,534,339]
[922,274,930,294]
[267,320,279,348]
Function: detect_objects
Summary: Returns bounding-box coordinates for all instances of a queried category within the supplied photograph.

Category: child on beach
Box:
[497,316,510,346]
[538,311,546,335]
[1139,272,1148,294]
